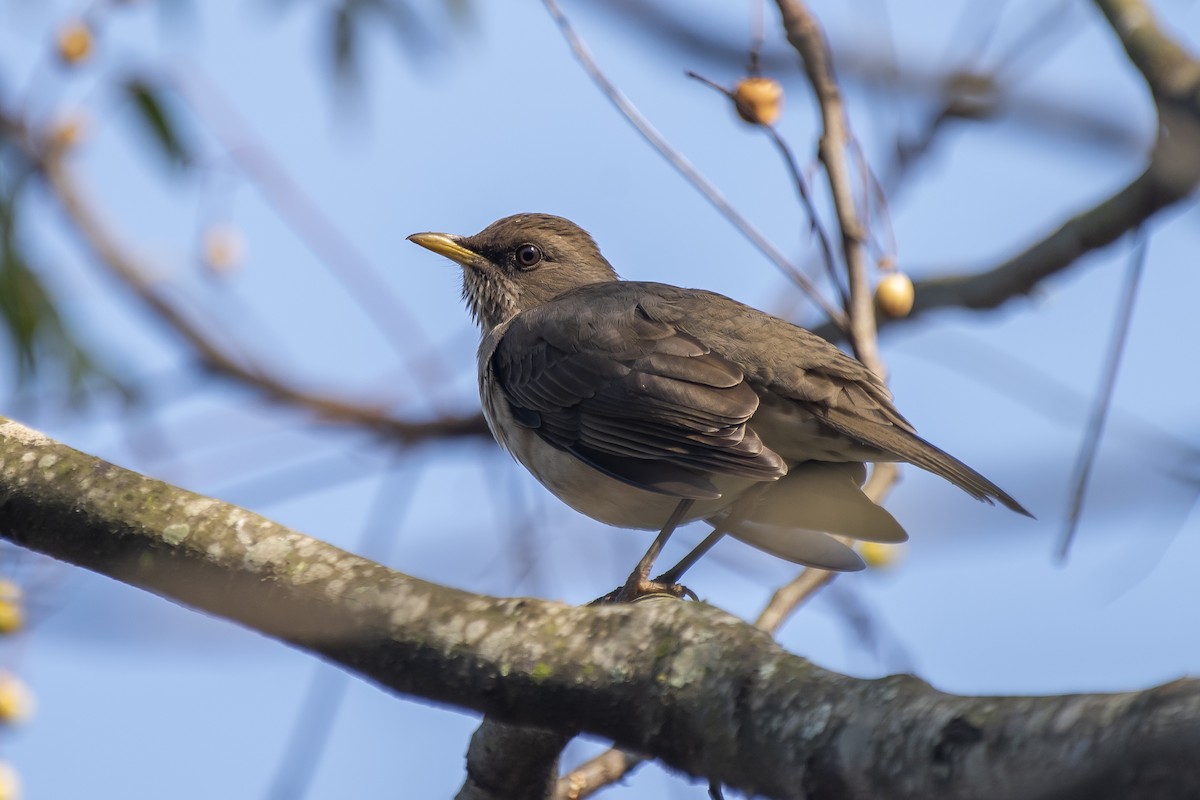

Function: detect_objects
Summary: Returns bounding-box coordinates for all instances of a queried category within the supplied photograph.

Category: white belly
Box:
[488,411,750,529]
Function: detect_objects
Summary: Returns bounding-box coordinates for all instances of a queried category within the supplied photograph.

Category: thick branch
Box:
[458,721,570,800]
[1,418,1198,799]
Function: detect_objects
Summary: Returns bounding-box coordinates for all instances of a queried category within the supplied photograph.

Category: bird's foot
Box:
[592,575,697,605]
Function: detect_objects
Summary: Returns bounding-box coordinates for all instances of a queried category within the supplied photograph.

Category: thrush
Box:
[409,214,1029,598]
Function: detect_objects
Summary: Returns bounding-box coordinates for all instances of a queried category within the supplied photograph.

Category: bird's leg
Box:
[613,498,695,602]
[655,482,772,585]
[655,530,725,586]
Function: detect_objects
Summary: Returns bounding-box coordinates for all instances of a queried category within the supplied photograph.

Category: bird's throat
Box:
[461,268,520,332]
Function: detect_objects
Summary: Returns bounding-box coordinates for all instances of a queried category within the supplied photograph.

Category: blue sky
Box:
[2,0,1200,797]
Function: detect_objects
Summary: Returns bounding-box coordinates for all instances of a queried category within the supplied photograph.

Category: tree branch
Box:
[541,0,848,329]
[907,159,1191,318]
[807,0,1200,342]
[0,107,491,446]
[458,720,570,800]
[1,417,1198,800]
[773,0,882,373]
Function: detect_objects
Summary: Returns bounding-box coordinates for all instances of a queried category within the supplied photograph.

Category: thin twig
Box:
[1057,234,1147,561]
[773,0,881,374]
[542,0,847,329]
[14,119,489,445]
[817,0,1200,342]
[684,71,845,306]
[584,3,1146,157]
[749,0,766,75]
[176,68,453,385]
[553,748,645,800]
[754,566,836,635]
[812,155,1199,344]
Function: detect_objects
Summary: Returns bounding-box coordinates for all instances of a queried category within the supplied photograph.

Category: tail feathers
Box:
[893,436,1030,516]
[821,408,1032,517]
[726,523,866,571]
[707,462,909,572]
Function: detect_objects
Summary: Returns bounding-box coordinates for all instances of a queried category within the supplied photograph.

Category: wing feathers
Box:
[493,302,785,494]
[493,281,1025,517]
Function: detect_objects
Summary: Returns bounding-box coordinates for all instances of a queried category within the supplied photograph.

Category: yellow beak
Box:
[407,232,478,267]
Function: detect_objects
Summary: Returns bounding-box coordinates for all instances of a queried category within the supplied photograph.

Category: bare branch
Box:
[1058,235,1147,560]
[458,721,571,800]
[904,157,1195,322]
[810,0,1200,340]
[177,69,451,376]
[754,566,836,636]
[554,747,644,800]
[541,0,848,329]
[1093,0,1200,103]
[773,0,880,371]
[2,418,1200,800]
[0,108,490,446]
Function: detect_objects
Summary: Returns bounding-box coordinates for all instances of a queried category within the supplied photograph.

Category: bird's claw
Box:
[591,576,697,605]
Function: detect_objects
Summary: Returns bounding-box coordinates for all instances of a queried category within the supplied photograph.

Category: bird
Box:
[409,214,1029,599]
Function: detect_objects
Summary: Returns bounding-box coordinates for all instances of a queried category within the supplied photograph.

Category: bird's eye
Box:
[515,244,543,269]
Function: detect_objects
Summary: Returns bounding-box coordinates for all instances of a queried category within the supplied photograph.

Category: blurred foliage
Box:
[326,0,436,87]
[0,0,473,408]
[0,146,121,404]
[124,77,192,171]
[264,0,455,92]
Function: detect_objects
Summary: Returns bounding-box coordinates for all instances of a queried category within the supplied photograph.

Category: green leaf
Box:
[0,174,127,403]
[124,77,191,170]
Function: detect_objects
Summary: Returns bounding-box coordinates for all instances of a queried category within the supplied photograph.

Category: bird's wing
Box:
[491,287,787,499]
[640,285,1031,515]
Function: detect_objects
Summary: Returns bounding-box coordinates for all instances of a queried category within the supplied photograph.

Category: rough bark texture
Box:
[457,721,571,800]
[1,417,1198,799]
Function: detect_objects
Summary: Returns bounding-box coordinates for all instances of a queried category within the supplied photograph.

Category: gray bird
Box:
[409,214,1029,598]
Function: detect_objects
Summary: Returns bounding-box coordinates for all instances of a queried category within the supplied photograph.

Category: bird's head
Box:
[408,213,618,332]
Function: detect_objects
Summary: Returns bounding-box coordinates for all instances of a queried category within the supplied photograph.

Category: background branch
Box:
[3,116,492,445]
[811,0,1200,342]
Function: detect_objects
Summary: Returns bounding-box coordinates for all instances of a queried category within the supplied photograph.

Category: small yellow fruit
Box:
[0,762,19,800]
[56,20,93,65]
[0,674,34,725]
[859,541,905,569]
[733,77,783,126]
[202,225,246,273]
[875,272,915,318]
[0,602,22,636]
[0,581,21,635]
